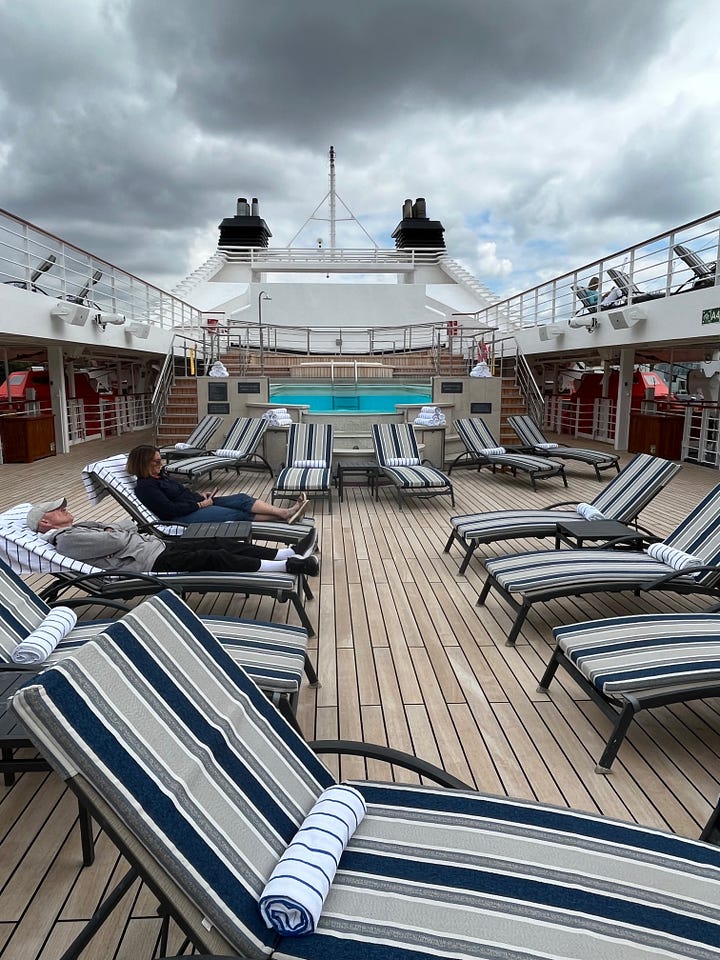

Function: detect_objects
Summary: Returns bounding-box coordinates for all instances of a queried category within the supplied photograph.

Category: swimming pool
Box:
[270,381,433,413]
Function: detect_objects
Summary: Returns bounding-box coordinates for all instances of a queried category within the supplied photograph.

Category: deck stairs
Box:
[154,378,200,446]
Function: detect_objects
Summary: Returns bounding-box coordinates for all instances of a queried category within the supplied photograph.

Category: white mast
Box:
[287,146,378,249]
[329,145,336,252]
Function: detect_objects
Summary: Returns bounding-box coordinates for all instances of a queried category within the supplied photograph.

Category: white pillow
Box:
[293,459,326,469]
[385,457,421,466]
[536,442,559,449]
[576,502,606,521]
[480,446,506,456]
[646,542,703,571]
[11,607,77,664]
[260,784,367,936]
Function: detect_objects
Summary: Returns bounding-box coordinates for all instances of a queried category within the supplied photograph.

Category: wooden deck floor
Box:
[2,433,720,959]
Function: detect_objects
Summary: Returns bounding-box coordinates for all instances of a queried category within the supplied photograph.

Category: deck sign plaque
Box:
[702,307,720,325]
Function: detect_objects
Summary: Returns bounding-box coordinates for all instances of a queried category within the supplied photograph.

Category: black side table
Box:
[555,519,649,550]
[1,669,95,865]
[336,461,381,502]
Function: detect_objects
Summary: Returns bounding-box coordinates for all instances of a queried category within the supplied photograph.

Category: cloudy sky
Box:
[1,0,718,301]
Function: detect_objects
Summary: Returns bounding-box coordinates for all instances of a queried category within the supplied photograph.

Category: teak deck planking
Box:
[1,431,719,959]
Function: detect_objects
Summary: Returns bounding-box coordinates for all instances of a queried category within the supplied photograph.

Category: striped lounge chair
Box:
[372,422,454,508]
[0,501,317,637]
[449,417,567,491]
[82,454,316,550]
[271,423,335,512]
[479,480,720,645]
[158,413,223,462]
[507,414,621,480]
[164,416,272,482]
[0,557,311,729]
[445,452,681,573]
[10,589,720,960]
[539,612,720,773]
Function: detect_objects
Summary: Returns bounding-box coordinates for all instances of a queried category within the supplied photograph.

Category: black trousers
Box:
[151,539,277,573]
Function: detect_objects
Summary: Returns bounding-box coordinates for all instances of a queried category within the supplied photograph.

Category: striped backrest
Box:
[507,415,547,447]
[591,453,681,522]
[372,423,421,466]
[0,557,50,660]
[10,590,334,958]
[0,503,99,576]
[286,423,333,467]
[454,418,498,454]
[183,414,223,449]
[220,417,268,455]
[81,455,184,535]
[664,481,720,584]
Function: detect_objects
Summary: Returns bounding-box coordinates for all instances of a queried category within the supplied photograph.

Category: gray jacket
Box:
[44,520,166,572]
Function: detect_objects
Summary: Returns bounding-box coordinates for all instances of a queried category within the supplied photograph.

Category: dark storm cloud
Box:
[126,0,675,143]
[0,0,715,295]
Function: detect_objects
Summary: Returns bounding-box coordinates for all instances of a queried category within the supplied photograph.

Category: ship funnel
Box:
[220,196,272,248]
[391,197,444,249]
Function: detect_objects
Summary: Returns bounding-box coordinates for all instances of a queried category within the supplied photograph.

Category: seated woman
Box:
[127,445,307,524]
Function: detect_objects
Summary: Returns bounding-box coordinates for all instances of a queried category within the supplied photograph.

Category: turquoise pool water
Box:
[270,381,432,413]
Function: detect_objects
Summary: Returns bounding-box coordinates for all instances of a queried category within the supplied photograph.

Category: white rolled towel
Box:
[535,442,559,450]
[12,607,77,664]
[293,459,326,469]
[174,441,193,449]
[480,446,506,456]
[260,784,367,936]
[385,457,421,466]
[213,448,241,458]
[576,502,606,521]
[646,542,703,571]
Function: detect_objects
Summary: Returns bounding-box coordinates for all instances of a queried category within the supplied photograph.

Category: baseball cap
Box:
[26,498,67,532]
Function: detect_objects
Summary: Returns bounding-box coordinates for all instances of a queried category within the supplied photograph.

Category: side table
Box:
[555,519,649,550]
[336,461,381,502]
[1,670,94,865]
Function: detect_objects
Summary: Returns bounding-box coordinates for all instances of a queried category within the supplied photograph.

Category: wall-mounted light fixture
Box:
[567,315,599,332]
[96,312,126,329]
[538,322,565,342]
[126,320,150,338]
[49,301,95,326]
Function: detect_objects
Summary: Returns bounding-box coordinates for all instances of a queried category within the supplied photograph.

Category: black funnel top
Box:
[218,196,272,247]
[391,197,445,249]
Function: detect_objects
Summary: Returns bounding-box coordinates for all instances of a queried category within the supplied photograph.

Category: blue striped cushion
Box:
[12,592,720,960]
[274,467,332,493]
[10,591,332,959]
[381,465,451,489]
[274,782,720,959]
[555,613,720,696]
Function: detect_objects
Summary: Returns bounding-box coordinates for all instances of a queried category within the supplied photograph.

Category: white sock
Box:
[275,547,294,560]
[259,559,287,572]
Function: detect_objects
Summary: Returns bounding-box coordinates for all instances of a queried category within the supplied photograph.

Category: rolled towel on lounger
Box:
[576,502,606,521]
[480,446,506,456]
[646,542,703,571]
[260,783,367,936]
[535,442,559,449]
[385,457,421,466]
[11,607,77,664]
[293,459,326,469]
[174,441,193,449]
[213,448,242,458]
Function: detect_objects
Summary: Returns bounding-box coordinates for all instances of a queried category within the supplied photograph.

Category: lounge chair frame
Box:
[478,481,720,645]
[271,422,335,513]
[372,422,455,508]
[0,501,317,638]
[445,452,681,574]
[11,590,720,960]
[158,414,223,462]
[449,417,567,491]
[507,414,620,480]
[539,612,720,773]
[164,416,273,482]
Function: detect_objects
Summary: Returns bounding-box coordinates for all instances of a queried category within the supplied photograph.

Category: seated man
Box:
[127,444,308,524]
[27,499,319,577]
